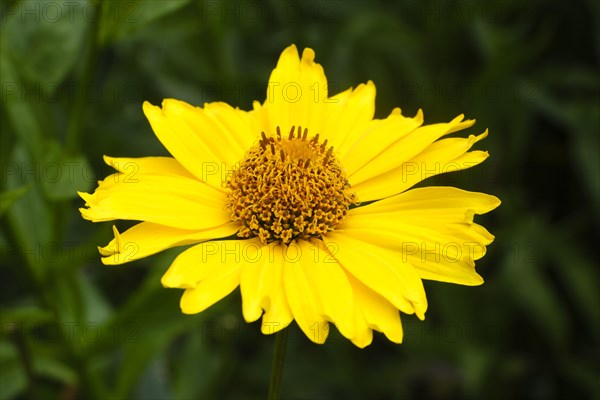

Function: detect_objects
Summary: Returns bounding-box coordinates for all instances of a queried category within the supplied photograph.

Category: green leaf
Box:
[5,143,53,278]
[34,356,78,386]
[86,250,198,398]
[0,306,53,326]
[498,218,569,350]
[0,39,44,158]
[171,329,223,399]
[0,185,30,217]
[2,0,88,84]
[39,140,94,201]
[546,231,600,336]
[0,342,27,400]
[99,0,190,45]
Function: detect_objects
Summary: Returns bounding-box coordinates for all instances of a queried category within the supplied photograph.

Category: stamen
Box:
[226,126,358,245]
[323,146,333,165]
[320,139,328,151]
[260,132,268,149]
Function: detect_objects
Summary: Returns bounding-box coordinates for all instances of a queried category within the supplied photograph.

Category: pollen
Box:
[226,126,359,245]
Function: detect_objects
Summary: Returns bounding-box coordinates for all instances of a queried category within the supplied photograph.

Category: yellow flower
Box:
[79,45,500,347]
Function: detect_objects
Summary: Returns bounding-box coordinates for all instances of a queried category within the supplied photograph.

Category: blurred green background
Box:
[1,0,598,399]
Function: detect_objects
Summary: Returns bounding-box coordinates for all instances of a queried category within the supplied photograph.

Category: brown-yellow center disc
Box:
[226,126,359,244]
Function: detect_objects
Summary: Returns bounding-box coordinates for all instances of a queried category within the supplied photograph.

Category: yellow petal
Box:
[349,313,373,348]
[162,238,259,289]
[99,221,240,265]
[261,46,381,163]
[260,244,293,335]
[283,240,329,344]
[342,187,501,285]
[161,99,253,165]
[143,100,252,189]
[320,81,377,155]
[323,231,428,319]
[350,186,500,217]
[341,109,423,175]
[352,130,489,201]
[239,241,282,323]
[178,247,243,314]
[79,169,228,230]
[303,239,356,340]
[348,115,475,187]
[347,273,404,344]
[103,155,196,180]
[264,45,328,134]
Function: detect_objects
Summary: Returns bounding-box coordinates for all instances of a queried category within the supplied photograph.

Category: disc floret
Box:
[226,127,358,244]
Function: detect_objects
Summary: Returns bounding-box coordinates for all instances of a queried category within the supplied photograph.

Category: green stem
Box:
[267,329,289,400]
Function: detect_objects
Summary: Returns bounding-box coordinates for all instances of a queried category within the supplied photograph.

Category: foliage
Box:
[1,0,598,399]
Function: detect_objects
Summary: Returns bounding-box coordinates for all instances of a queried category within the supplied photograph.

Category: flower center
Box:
[226,126,359,244]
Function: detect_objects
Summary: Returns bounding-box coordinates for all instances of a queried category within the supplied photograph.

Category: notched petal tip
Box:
[98,244,116,257]
[285,43,298,53]
[352,338,373,348]
[161,98,186,111]
[78,207,96,221]
[445,114,476,134]
[414,108,424,123]
[301,47,316,62]
[490,195,502,209]
[472,275,485,286]
[479,128,489,140]
[465,209,476,224]
[77,191,93,204]
[159,274,171,288]
[364,80,376,95]
[277,44,300,65]
[102,155,114,167]
[142,100,156,112]
[353,80,376,96]
[100,254,120,266]
[478,192,501,213]
[241,306,263,324]
[142,101,162,121]
[111,224,121,242]
[252,100,263,110]
[161,268,195,289]
[389,107,402,116]
[180,296,199,315]
[97,225,125,265]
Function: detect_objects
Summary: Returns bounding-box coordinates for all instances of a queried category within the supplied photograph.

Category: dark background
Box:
[1,1,598,399]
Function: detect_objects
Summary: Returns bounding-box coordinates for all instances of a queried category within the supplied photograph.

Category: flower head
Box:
[79,45,500,347]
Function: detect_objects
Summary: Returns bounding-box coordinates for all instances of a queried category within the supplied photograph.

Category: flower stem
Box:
[267,328,289,400]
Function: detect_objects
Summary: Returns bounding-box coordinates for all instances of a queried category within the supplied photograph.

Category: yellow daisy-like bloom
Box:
[80,45,500,347]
